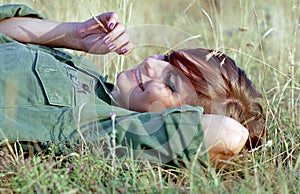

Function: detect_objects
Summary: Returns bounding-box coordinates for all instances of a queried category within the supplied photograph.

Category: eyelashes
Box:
[165,74,176,92]
[163,55,173,91]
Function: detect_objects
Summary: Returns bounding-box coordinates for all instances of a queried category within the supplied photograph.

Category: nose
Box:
[144,58,157,78]
[142,56,169,83]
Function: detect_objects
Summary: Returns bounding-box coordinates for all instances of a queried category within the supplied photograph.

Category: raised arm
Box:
[0,12,134,55]
[201,114,249,165]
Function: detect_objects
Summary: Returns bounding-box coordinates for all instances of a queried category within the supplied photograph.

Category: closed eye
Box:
[166,74,176,92]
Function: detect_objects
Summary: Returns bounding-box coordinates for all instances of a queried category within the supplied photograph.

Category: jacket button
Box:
[82,83,90,93]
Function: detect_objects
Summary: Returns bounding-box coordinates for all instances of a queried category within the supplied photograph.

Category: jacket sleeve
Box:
[0,4,45,43]
[83,105,210,169]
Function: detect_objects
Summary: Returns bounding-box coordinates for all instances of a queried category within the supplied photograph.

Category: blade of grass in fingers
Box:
[89,10,107,32]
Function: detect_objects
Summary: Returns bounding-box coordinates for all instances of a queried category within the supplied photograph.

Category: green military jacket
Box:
[0,4,208,168]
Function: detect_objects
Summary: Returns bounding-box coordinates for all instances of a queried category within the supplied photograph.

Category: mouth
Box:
[135,69,145,91]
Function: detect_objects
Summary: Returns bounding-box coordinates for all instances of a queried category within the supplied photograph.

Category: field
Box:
[0,0,299,193]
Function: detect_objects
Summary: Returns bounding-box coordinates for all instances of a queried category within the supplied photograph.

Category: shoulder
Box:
[0,4,45,20]
[0,4,45,44]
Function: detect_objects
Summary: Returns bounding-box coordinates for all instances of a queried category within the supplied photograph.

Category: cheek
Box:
[128,87,150,112]
[132,88,175,112]
[116,72,139,108]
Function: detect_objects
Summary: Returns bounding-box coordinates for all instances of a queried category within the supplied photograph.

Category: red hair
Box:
[168,48,266,149]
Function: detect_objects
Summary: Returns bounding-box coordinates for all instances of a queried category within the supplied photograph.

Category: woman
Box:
[0,4,265,167]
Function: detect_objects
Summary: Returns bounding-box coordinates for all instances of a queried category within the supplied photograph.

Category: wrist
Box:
[64,22,83,51]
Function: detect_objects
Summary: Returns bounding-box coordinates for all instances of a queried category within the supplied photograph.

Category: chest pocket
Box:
[35,51,74,107]
[35,49,99,107]
[63,64,97,106]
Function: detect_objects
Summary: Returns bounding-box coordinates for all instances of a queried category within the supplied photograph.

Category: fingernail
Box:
[109,23,114,29]
[108,44,115,50]
[103,36,110,44]
[121,48,127,54]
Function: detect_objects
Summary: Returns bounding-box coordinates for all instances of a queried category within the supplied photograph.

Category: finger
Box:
[115,42,135,55]
[107,31,130,50]
[103,27,134,55]
[102,22,125,44]
[106,37,134,55]
[98,12,118,31]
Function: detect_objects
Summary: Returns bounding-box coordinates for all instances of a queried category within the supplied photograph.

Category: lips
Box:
[136,69,145,91]
[131,69,144,91]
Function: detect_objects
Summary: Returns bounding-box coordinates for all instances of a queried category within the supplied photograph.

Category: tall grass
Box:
[0,0,299,193]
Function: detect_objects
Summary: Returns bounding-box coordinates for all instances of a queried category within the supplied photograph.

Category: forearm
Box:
[0,17,81,49]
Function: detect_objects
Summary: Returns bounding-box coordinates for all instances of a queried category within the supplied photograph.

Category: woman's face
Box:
[112,54,197,112]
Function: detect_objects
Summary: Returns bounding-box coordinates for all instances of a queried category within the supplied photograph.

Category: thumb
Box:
[98,12,118,31]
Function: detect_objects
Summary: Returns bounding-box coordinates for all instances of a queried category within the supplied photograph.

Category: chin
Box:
[128,104,147,112]
[116,71,125,82]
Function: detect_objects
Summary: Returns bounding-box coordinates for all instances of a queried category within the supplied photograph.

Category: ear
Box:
[148,101,166,112]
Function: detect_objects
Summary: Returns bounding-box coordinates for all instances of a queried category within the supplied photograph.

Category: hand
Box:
[76,12,134,55]
[201,115,249,166]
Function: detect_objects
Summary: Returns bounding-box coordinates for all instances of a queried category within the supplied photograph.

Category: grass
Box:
[0,0,299,193]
